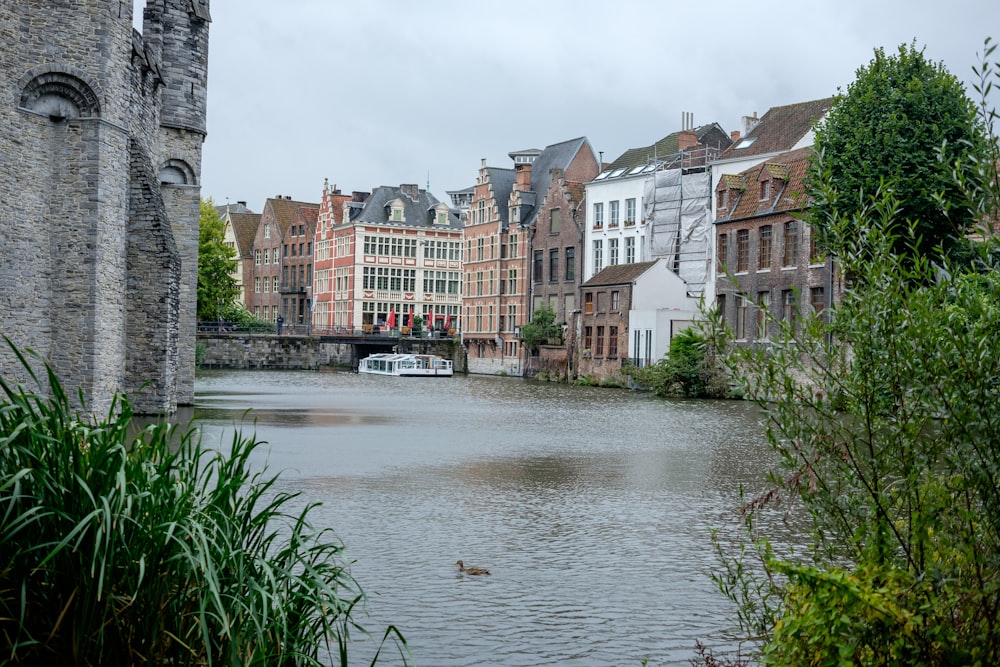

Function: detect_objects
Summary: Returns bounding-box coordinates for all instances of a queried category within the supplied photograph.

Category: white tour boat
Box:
[358,353,454,377]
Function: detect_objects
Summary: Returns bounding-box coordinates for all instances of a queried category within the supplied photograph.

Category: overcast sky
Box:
[160,1,999,211]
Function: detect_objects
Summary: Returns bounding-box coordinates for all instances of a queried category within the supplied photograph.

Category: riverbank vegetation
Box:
[0,342,406,665]
[701,39,1000,665]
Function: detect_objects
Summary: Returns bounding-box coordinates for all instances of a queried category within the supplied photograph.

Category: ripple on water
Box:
[195,370,779,666]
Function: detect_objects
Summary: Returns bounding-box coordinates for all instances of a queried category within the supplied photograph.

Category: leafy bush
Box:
[705,39,1000,666]
[626,328,729,398]
[0,342,406,665]
[519,305,563,349]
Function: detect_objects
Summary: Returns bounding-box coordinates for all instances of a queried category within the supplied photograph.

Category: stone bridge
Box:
[196,332,466,372]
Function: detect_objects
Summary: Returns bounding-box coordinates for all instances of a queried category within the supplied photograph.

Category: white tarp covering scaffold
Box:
[642,169,711,295]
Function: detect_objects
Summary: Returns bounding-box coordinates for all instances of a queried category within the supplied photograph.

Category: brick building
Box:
[463,137,599,376]
[714,146,838,343]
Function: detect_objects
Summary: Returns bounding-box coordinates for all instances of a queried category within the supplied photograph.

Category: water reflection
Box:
[194,370,776,666]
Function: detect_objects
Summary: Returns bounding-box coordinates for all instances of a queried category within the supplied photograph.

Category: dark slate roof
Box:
[605,124,726,173]
[485,167,516,229]
[716,98,833,162]
[582,260,658,288]
[215,201,253,218]
[350,185,462,229]
[716,146,813,223]
[521,136,594,226]
[230,212,261,258]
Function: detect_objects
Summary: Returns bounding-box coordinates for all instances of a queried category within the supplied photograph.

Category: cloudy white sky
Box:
[153,1,999,211]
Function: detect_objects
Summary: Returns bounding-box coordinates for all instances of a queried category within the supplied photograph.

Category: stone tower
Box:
[0,1,210,415]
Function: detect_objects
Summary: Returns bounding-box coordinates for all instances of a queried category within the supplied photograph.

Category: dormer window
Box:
[759,179,771,201]
[718,189,728,210]
[388,198,405,222]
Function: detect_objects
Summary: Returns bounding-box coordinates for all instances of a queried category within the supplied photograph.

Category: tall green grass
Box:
[0,342,406,665]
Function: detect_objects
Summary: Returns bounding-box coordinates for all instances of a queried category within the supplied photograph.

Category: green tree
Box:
[704,40,1000,666]
[197,198,240,321]
[807,41,990,262]
[519,304,563,349]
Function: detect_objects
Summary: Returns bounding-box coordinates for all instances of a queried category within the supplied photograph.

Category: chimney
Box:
[514,163,532,191]
[352,191,369,202]
[237,200,246,207]
[401,184,420,200]
[730,130,741,142]
[742,112,760,137]
[678,130,698,151]
[285,195,291,200]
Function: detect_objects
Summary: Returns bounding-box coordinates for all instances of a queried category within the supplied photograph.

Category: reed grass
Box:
[0,341,406,665]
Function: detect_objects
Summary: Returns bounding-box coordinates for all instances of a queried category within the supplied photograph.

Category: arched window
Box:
[20,70,100,120]
[159,158,196,186]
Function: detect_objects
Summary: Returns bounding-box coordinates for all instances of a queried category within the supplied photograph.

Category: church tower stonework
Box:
[0,1,210,415]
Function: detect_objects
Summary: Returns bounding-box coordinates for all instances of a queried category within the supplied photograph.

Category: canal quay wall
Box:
[197,334,466,372]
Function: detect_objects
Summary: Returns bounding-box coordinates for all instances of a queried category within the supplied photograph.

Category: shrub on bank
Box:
[0,342,406,666]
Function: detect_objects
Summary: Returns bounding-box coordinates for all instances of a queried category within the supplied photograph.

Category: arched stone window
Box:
[159,158,196,186]
[19,70,101,121]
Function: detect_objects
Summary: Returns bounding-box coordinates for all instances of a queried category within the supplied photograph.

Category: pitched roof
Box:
[263,197,320,237]
[716,98,833,162]
[717,146,813,222]
[582,260,658,288]
[605,124,727,173]
[520,137,595,226]
[483,167,515,229]
[350,185,461,229]
[230,212,260,258]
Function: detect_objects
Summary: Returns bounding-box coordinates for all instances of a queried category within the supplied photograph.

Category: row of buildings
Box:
[219,97,837,379]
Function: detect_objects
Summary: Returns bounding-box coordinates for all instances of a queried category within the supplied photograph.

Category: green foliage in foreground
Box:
[0,343,406,665]
[624,328,730,398]
[704,39,1000,667]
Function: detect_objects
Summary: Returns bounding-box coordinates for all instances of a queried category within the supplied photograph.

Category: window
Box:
[596,292,604,313]
[625,237,635,264]
[550,208,560,234]
[476,271,484,296]
[593,240,603,274]
[625,198,636,225]
[717,189,728,210]
[783,221,798,266]
[759,179,770,201]
[595,326,605,357]
[610,200,620,227]
[609,238,619,266]
[611,290,620,311]
[717,233,728,271]
[549,249,559,282]
[263,276,271,293]
[264,223,271,239]
[593,203,604,228]
[759,225,772,270]
[254,249,261,265]
[584,292,593,314]
[533,250,544,282]
[476,237,484,261]
[782,289,797,328]
[608,326,619,358]
[810,286,826,314]
[507,269,517,294]
[756,291,770,340]
[477,200,485,224]
[584,326,593,351]
[565,247,575,281]
[254,276,261,293]
[735,295,749,339]
[810,233,823,264]
[736,229,749,272]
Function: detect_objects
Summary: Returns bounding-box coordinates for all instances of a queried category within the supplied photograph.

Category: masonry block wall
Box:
[0,1,209,415]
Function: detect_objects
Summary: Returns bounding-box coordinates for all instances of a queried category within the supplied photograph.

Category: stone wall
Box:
[0,2,208,415]
[198,336,467,372]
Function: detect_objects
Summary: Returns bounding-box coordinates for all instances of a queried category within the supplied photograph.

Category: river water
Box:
[192,369,775,667]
